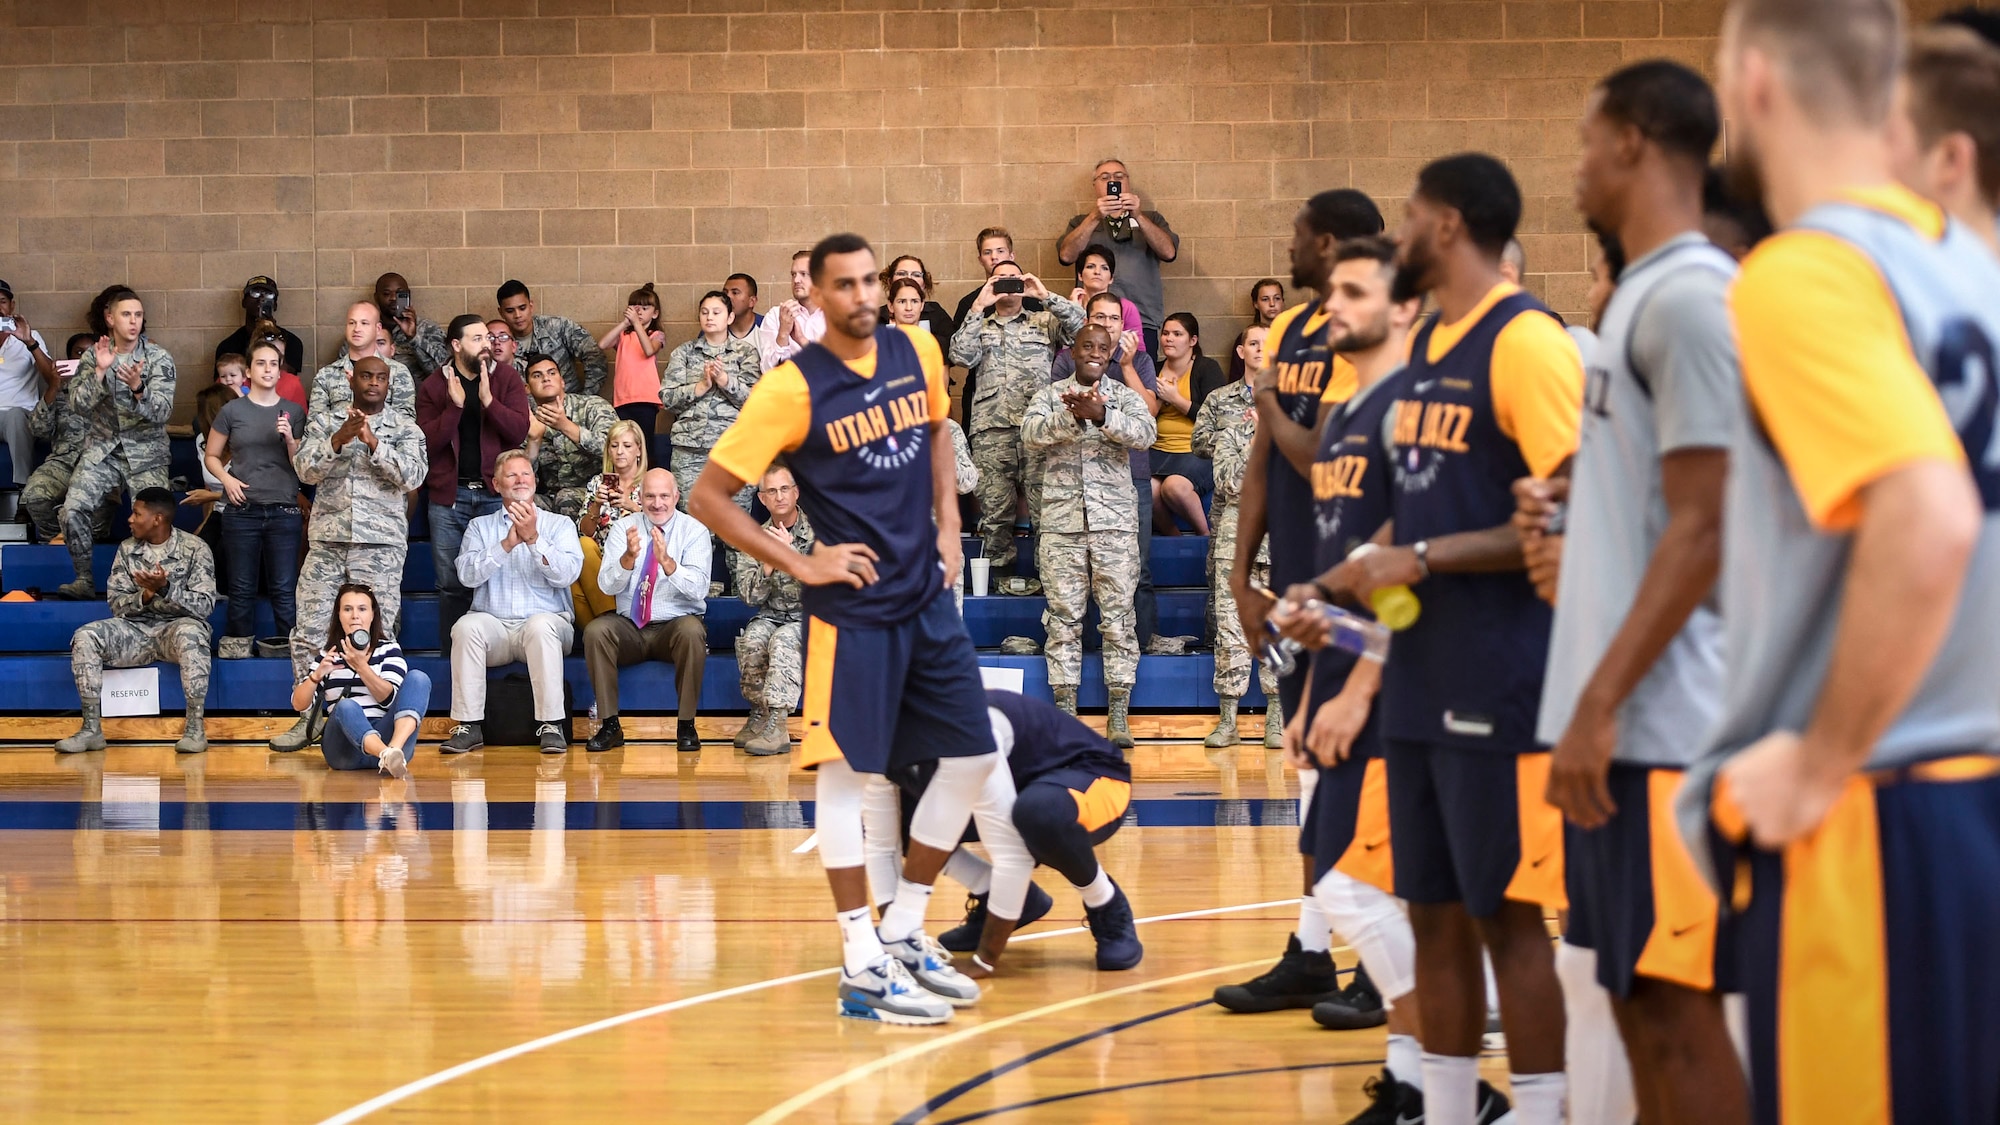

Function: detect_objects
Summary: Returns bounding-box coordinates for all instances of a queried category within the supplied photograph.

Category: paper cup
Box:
[969,557,990,597]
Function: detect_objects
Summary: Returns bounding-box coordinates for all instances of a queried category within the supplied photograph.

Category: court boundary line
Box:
[314,896,1297,1125]
[743,957,1278,1125]
[929,1059,1383,1125]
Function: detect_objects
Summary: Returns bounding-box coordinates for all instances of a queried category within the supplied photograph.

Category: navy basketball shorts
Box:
[1564,762,1728,999]
[799,590,995,775]
[1383,739,1566,918]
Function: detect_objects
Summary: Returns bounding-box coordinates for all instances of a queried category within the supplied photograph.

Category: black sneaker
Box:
[440,722,484,755]
[1212,934,1341,1012]
[586,716,624,752]
[938,881,1054,953]
[1083,883,1143,970]
[1312,960,1388,1030]
[1391,1078,1513,1125]
[1341,1068,1409,1125]
[536,722,568,754]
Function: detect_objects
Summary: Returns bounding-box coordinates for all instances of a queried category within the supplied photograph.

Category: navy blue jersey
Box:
[1380,288,1581,750]
[1264,302,1350,590]
[986,689,1132,789]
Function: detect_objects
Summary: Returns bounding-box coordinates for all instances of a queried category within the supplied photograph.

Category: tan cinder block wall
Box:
[0,0,1938,422]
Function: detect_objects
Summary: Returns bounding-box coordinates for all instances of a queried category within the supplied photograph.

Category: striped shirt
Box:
[317,639,410,722]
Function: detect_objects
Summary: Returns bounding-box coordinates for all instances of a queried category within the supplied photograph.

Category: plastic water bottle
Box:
[1261,603,1392,676]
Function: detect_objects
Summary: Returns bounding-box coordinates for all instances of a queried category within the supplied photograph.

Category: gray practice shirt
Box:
[212,395,306,506]
[1536,234,1740,767]
[1062,210,1179,332]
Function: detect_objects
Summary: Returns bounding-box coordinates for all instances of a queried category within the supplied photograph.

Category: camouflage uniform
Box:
[947,418,979,496]
[309,355,417,422]
[387,314,450,378]
[1193,380,1277,700]
[22,378,111,541]
[1020,376,1156,689]
[61,342,176,582]
[733,511,813,714]
[72,528,216,708]
[660,336,762,510]
[290,405,428,683]
[527,392,616,517]
[949,295,1085,570]
[521,313,611,398]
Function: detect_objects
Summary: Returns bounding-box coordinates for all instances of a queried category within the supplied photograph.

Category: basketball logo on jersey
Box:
[1389,393,1473,494]
[1275,352,1330,426]
[824,379,931,472]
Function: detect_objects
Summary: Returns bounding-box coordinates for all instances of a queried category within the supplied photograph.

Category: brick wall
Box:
[0,0,1869,420]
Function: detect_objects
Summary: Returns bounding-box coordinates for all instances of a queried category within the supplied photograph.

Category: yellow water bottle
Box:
[1369,585,1421,632]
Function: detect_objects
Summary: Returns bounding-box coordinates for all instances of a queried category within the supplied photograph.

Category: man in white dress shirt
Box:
[583,468,712,754]
[440,449,585,755]
[753,250,827,371]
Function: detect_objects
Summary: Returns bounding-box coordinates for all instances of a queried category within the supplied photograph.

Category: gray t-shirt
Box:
[1063,210,1179,332]
[1537,235,1739,766]
[213,395,305,506]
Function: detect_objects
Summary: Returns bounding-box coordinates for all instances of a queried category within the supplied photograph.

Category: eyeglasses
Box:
[757,485,797,497]
[490,333,512,344]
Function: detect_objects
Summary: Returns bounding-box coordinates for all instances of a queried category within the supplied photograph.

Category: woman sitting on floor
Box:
[293,582,429,776]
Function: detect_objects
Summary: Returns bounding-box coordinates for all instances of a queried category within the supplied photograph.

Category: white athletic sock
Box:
[1556,940,1636,1125]
[877,877,933,944]
[1386,1033,1422,1090]
[1298,896,1332,953]
[838,905,885,976]
[1077,867,1114,908]
[942,849,993,896]
[1508,1071,1567,1125]
[1420,1053,1478,1125]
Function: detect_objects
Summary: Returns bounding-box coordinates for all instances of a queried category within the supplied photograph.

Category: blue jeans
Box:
[220,502,302,639]
[321,669,431,771]
[431,485,502,654]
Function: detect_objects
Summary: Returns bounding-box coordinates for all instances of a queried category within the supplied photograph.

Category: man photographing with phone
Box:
[0,279,54,487]
[1058,159,1180,361]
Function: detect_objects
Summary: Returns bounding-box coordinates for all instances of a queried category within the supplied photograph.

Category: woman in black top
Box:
[1148,313,1224,535]
[876,255,952,337]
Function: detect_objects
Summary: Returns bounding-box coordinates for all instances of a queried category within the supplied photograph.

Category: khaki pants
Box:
[449,612,574,722]
[571,537,618,624]
[582,613,707,721]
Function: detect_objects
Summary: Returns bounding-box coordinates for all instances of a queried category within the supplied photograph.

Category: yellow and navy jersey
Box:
[1262,301,1358,589]
[1380,283,1583,751]
[709,324,950,627]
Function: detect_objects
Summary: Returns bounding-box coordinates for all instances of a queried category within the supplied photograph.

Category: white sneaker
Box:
[377,744,407,778]
[837,955,953,1025]
[883,931,981,1006]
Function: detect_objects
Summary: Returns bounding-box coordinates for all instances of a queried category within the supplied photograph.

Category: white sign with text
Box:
[101,667,161,717]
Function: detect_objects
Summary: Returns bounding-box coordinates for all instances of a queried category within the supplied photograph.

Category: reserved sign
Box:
[101,667,161,717]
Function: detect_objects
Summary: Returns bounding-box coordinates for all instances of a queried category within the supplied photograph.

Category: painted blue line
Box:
[0,797,1306,831]
[894,999,1214,1125]
[927,1060,1386,1124]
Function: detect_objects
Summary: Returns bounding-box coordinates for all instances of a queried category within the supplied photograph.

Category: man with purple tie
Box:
[584,468,712,753]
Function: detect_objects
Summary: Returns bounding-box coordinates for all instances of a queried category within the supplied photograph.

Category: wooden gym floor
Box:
[0,719,1511,1123]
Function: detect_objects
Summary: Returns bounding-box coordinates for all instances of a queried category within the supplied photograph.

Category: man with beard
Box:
[1326,154,1582,1125]
[1516,60,1747,1125]
[1677,2,2000,1121]
[691,233,997,1026]
[1214,189,1390,1023]
[418,314,532,655]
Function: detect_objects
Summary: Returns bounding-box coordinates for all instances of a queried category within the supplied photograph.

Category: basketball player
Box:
[1678,2,2000,1121]
[871,689,1142,977]
[1322,153,1582,1125]
[1215,189,1392,1022]
[1272,236,1521,1125]
[1525,60,1748,1125]
[1889,22,2000,254]
[691,233,1000,1027]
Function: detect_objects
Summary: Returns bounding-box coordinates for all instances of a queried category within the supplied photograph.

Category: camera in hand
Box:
[348,629,370,651]
[992,277,1025,296]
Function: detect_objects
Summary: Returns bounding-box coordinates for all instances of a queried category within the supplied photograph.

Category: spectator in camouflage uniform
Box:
[1020,325,1156,749]
[312,301,416,421]
[1193,324,1282,749]
[946,417,979,610]
[521,351,615,516]
[372,273,451,377]
[659,292,762,511]
[497,279,610,397]
[732,465,814,756]
[58,289,175,600]
[270,358,429,753]
[949,262,1085,580]
[22,334,112,543]
[57,489,216,755]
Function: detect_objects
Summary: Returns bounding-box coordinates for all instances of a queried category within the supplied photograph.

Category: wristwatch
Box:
[1411,540,1431,580]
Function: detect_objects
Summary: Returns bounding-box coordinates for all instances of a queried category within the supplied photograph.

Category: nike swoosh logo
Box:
[844,983,887,999]
[1412,379,1437,394]
[1528,853,1552,869]
[1671,923,1704,938]
[863,386,886,403]
[1363,841,1384,852]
